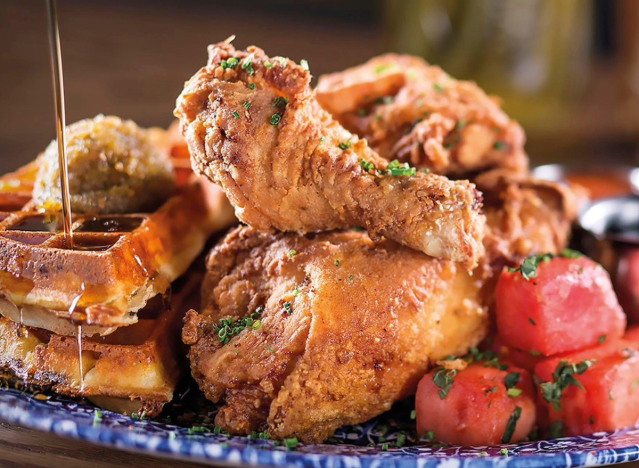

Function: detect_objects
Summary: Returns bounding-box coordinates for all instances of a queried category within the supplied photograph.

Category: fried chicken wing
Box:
[316,54,528,177]
[175,42,485,268]
[183,227,488,443]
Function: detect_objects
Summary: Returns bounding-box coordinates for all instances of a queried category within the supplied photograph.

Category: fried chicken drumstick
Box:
[183,227,488,443]
[316,54,528,177]
[175,42,485,268]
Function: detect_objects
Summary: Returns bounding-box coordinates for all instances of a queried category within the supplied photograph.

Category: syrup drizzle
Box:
[76,324,84,391]
[68,283,85,391]
[46,0,74,248]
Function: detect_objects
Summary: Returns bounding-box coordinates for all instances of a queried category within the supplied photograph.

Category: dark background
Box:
[1,0,638,175]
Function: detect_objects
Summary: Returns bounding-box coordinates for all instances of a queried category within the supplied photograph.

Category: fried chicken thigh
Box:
[175,42,485,268]
[316,54,528,177]
[183,227,488,443]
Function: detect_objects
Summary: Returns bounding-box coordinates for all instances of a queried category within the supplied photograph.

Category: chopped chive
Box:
[242,101,251,110]
[248,83,256,90]
[270,112,282,125]
[231,110,240,119]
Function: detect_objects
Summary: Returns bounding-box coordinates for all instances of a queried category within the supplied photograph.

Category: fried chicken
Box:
[175,42,485,268]
[477,170,578,270]
[316,54,528,177]
[183,227,488,443]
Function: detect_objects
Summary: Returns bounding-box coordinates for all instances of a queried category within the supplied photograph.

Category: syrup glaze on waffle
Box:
[0,157,235,336]
[0,269,202,417]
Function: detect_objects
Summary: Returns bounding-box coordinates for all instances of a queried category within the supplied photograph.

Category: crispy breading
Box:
[175,42,485,268]
[183,227,488,443]
[316,54,528,177]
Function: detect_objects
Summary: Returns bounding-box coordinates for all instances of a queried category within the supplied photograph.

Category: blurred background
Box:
[1,0,638,174]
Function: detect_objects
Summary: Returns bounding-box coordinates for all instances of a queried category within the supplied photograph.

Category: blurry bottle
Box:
[383,0,593,139]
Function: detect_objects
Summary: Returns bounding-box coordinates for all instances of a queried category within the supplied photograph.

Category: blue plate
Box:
[1,383,639,468]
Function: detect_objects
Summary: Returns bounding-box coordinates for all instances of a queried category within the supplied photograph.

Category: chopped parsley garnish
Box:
[504,372,520,390]
[501,406,521,443]
[528,317,536,325]
[433,83,444,92]
[381,443,388,451]
[360,158,375,172]
[267,345,275,354]
[264,60,273,68]
[278,57,287,67]
[270,112,282,125]
[493,141,505,150]
[410,409,416,420]
[334,259,340,266]
[272,96,289,109]
[598,334,607,344]
[248,430,270,440]
[293,287,300,297]
[539,359,595,410]
[241,57,254,75]
[248,83,256,90]
[500,448,509,456]
[213,309,263,344]
[231,110,240,119]
[418,168,430,174]
[287,249,297,258]
[508,249,584,281]
[548,420,563,438]
[93,409,102,426]
[484,385,497,396]
[422,430,435,442]
[396,432,406,447]
[338,139,352,150]
[357,108,367,116]
[242,101,251,110]
[283,301,292,314]
[455,119,466,130]
[348,274,354,280]
[299,59,309,71]
[284,437,299,449]
[320,136,326,142]
[432,367,456,399]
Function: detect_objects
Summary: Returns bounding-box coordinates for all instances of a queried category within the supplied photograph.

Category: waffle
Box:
[0,269,201,417]
[0,154,235,336]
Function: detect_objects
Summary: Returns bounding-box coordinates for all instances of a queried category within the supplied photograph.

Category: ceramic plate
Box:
[1,382,639,468]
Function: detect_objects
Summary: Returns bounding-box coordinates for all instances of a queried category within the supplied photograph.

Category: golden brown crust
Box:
[183,226,488,442]
[175,43,485,268]
[0,270,202,417]
[316,54,528,178]
[0,157,235,333]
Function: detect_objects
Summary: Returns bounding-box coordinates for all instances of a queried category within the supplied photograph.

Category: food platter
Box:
[2,384,639,468]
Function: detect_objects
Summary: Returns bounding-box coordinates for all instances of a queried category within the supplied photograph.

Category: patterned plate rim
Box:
[1,389,639,468]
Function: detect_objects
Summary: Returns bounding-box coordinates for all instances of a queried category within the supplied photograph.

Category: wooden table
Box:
[0,421,211,468]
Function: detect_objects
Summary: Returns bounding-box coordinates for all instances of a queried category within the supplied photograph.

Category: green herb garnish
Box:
[283,301,292,314]
[493,141,505,150]
[432,367,456,399]
[242,101,251,110]
[338,139,352,150]
[299,59,309,71]
[231,110,240,119]
[360,158,375,172]
[270,112,282,125]
[433,83,444,92]
[213,309,263,344]
[284,437,299,449]
[539,359,595,410]
[272,96,289,109]
[248,83,256,90]
[501,406,522,443]
[241,57,254,75]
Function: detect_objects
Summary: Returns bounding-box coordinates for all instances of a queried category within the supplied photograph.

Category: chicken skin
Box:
[175,42,485,268]
[183,227,488,443]
[316,54,528,177]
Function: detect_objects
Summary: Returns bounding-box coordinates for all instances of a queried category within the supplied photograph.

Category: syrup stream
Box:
[46,0,74,249]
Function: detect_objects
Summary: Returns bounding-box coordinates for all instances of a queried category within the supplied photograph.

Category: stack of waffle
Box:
[0,145,235,416]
